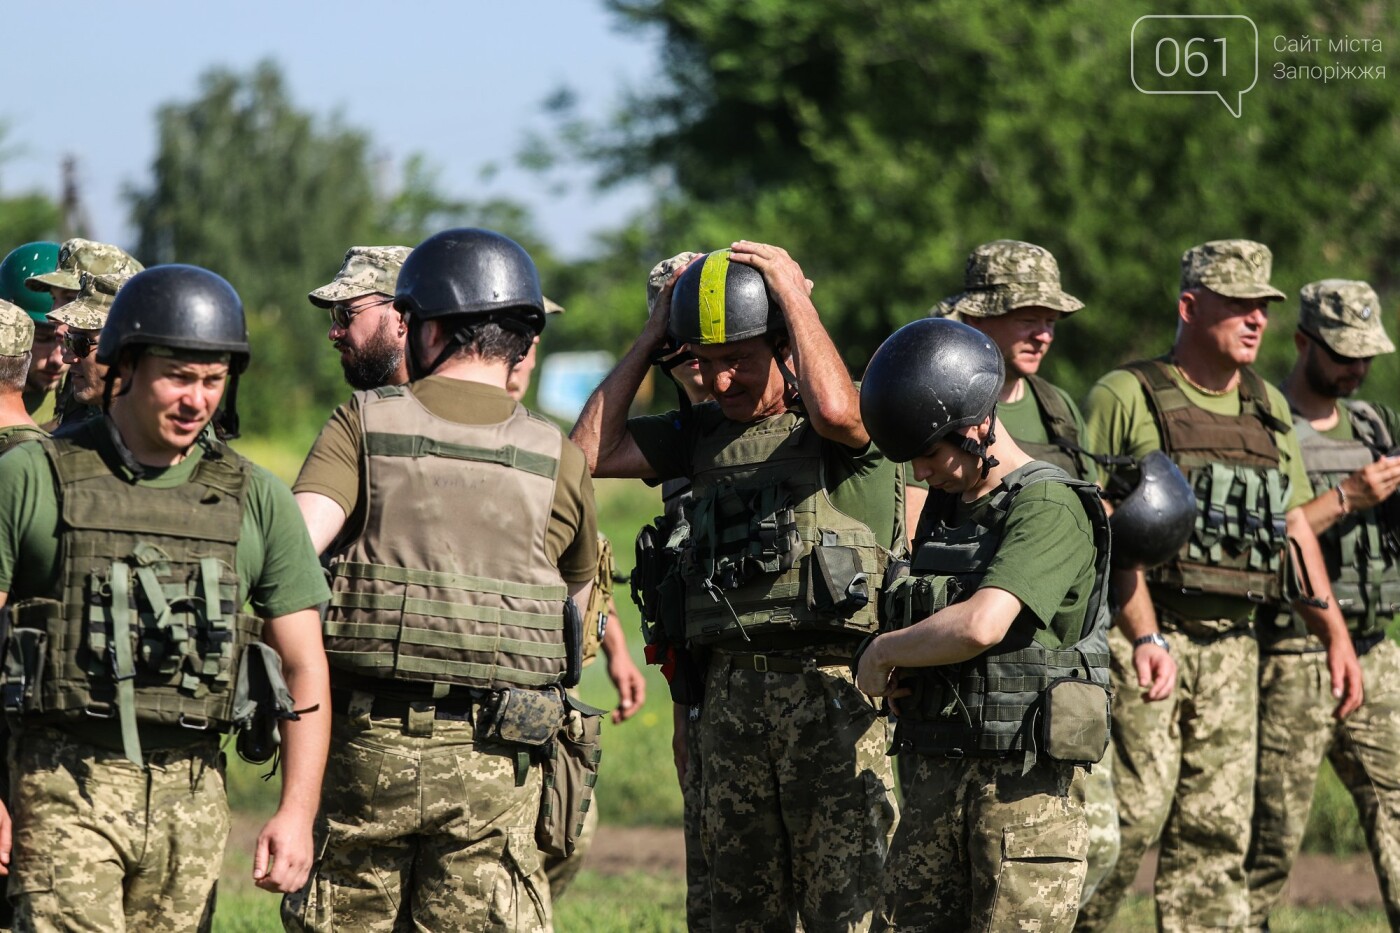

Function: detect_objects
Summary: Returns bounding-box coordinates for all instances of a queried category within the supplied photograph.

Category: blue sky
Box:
[0,0,662,259]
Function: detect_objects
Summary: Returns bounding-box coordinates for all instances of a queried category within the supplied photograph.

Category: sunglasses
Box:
[328,296,395,330]
[61,331,99,359]
[1304,329,1369,366]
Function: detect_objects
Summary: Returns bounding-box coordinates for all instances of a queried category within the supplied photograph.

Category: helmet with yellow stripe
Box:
[668,249,783,346]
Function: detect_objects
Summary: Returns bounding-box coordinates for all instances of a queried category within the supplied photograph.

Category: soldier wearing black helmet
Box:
[572,241,901,931]
[855,316,1110,931]
[287,228,598,932]
[0,264,332,929]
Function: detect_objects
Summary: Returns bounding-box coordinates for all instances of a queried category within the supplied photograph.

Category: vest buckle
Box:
[753,654,769,674]
[84,701,116,719]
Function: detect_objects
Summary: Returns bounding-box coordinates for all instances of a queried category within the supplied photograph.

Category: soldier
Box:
[307,246,413,390]
[1248,280,1400,927]
[1076,240,1363,932]
[0,242,64,419]
[929,240,1155,902]
[0,264,332,929]
[573,241,901,931]
[47,271,134,428]
[856,316,1109,930]
[0,299,42,453]
[286,228,598,931]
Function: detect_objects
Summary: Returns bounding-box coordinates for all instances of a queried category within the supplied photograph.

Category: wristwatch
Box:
[1133,632,1170,652]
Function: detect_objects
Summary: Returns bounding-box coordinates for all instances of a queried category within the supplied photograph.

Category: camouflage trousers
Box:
[876,755,1087,932]
[281,706,550,933]
[1248,637,1400,928]
[1076,624,1258,932]
[7,725,227,933]
[698,651,898,932]
[681,706,711,930]
[1078,747,1119,909]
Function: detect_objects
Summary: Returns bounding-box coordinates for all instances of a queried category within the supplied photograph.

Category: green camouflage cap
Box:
[1180,239,1286,301]
[308,245,412,308]
[48,271,132,330]
[1299,279,1394,358]
[647,250,703,316]
[26,238,144,293]
[0,299,34,355]
[930,240,1084,319]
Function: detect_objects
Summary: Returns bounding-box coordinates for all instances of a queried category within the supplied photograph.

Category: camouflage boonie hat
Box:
[1180,239,1286,301]
[48,271,132,330]
[1299,279,1394,358]
[308,245,412,308]
[26,238,144,293]
[930,240,1084,319]
[647,250,702,316]
[0,299,34,355]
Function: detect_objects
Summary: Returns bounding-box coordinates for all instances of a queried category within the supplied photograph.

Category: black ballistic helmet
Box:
[394,227,546,335]
[669,249,783,346]
[97,264,249,370]
[859,317,1005,463]
[1108,450,1197,570]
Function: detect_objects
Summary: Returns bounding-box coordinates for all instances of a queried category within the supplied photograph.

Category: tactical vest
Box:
[1016,374,1097,482]
[323,386,569,691]
[882,462,1111,765]
[582,534,614,668]
[3,420,262,764]
[680,406,887,645]
[0,424,46,456]
[1267,401,1400,639]
[1127,360,1291,602]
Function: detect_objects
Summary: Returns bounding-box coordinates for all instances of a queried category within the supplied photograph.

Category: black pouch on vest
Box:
[1040,678,1110,764]
[233,642,301,765]
[1,626,47,714]
[806,532,870,614]
[562,598,583,689]
[536,693,606,859]
[483,687,566,748]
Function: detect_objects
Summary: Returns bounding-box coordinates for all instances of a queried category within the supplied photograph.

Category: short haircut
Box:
[0,352,31,392]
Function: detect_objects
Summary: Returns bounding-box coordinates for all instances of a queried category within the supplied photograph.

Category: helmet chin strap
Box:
[953,406,1000,479]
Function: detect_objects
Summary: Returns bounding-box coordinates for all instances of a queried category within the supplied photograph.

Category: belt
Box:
[722,652,851,674]
[1353,631,1386,656]
[330,687,486,722]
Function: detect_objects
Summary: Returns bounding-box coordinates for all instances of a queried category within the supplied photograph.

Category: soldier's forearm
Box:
[571,332,657,475]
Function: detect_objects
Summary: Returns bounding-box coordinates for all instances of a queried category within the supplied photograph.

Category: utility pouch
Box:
[232,641,300,765]
[667,645,709,706]
[535,693,606,859]
[1,627,47,714]
[482,687,566,748]
[562,597,583,689]
[806,532,870,615]
[1040,678,1110,764]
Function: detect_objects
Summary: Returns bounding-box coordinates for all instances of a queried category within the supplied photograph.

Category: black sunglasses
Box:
[61,331,99,359]
[328,296,395,330]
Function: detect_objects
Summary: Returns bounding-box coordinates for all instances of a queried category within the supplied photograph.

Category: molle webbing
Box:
[680,407,885,645]
[324,387,570,691]
[12,424,260,764]
[1018,374,1096,482]
[1127,360,1290,601]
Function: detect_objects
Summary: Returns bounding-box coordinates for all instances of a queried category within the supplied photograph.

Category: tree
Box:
[0,124,63,250]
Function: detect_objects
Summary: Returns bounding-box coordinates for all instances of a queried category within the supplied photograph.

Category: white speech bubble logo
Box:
[1131,15,1258,118]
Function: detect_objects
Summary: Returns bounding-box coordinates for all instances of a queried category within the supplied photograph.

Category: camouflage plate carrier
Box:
[322,386,570,691]
[882,462,1111,769]
[679,404,887,645]
[1,420,263,766]
[1127,359,1292,602]
[1018,374,1097,482]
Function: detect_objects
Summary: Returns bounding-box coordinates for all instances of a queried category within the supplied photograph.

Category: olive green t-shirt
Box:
[1325,400,1400,448]
[294,376,598,583]
[627,402,906,552]
[944,475,1099,649]
[1083,363,1314,623]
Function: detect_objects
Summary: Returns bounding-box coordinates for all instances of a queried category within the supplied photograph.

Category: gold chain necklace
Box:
[1172,362,1234,397]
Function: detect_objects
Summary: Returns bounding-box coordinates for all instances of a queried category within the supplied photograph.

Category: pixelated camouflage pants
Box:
[698,652,897,932]
[681,706,710,929]
[7,725,227,933]
[1248,637,1400,928]
[281,708,549,933]
[876,755,1086,932]
[1075,624,1258,933]
[1077,745,1119,910]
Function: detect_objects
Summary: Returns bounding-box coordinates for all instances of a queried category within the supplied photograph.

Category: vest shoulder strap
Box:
[1345,399,1394,455]
[1023,374,1080,445]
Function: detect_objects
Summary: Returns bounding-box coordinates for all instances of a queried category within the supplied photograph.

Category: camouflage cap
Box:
[308,245,413,308]
[1180,239,1286,301]
[1298,279,1394,358]
[0,299,34,355]
[26,238,144,293]
[647,250,703,316]
[48,271,132,330]
[930,240,1084,319]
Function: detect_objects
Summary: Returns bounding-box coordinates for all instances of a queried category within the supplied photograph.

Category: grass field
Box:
[211,437,1382,927]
